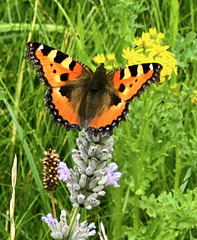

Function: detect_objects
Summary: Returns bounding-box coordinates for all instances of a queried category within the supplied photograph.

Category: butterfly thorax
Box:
[78,63,112,127]
[88,63,107,90]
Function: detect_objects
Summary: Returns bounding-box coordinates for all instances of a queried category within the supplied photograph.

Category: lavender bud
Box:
[98,176,108,185]
[92,185,104,192]
[84,205,92,210]
[95,161,107,170]
[73,183,80,191]
[88,145,97,157]
[77,194,86,204]
[94,169,106,177]
[84,198,100,208]
[86,166,93,176]
[73,203,79,208]
[97,191,106,196]
[89,158,97,170]
[79,174,87,188]
[88,177,100,189]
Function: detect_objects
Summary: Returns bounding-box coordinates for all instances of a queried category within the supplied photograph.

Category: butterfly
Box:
[26,42,163,135]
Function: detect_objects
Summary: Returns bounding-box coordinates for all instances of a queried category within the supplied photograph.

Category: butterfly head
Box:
[95,63,106,74]
[89,63,107,91]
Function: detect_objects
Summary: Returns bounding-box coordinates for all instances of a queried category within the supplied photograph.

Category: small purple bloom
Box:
[42,213,57,225]
[42,211,69,239]
[58,162,71,181]
[41,213,59,233]
[105,163,122,187]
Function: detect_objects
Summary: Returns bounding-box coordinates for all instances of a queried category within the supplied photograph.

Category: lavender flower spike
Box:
[58,132,122,209]
[42,210,96,239]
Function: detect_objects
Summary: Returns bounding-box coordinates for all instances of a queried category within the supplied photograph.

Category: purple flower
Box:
[41,210,69,239]
[41,213,59,233]
[58,162,71,181]
[105,163,122,187]
[42,213,57,226]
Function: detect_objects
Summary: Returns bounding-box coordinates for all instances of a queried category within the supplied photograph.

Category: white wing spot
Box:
[38,44,44,50]
[149,63,153,70]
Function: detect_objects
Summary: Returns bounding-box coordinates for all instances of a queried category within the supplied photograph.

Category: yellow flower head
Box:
[147,45,170,58]
[93,52,117,70]
[122,47,148,65]
[191,96,197,104]
[169,83,179,96]
[149,28,157,36]
[158,32,165,39]
[170,83,179,89]
[134,37,143,46]
[141,32,154,47]
[107,53,115,61]
[142,32,151,41]
[93,54,106,64]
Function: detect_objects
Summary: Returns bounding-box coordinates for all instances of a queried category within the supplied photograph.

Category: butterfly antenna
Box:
[76,34,80,40]
[75,33,91,56]
[75,34,94,69]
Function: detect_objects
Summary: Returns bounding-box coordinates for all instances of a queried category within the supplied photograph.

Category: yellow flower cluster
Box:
[123,28,177,82]
[93,53,118,70]
[93,28,177,82]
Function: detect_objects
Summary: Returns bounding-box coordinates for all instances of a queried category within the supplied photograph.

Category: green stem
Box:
[122,187,130,213]
[169,0,179,48]
[169,0,179,84]
[133,97,151,229]
[174,143,180,191]
[80,208,87,222]
[10,0,39,163]
[190,0,194,32]
[112,177,123,238]
[133,169,140,230]
[69,208,79,232]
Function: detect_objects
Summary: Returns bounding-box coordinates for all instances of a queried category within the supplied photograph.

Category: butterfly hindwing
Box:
[108,63,163,102]
[87,100,129,133]
[45,88,81,131]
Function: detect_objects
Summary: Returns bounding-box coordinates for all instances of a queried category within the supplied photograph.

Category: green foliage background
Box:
[0,0,197,239]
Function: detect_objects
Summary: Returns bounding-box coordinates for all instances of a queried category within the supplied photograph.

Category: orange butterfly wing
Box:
[26,42,92,87]
[109,63,163,101]
[26,42,92,130]
[87,63,163,133]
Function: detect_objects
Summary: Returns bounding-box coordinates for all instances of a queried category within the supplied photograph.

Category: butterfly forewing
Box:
[108,63,163,102]
[26,42,92,87]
